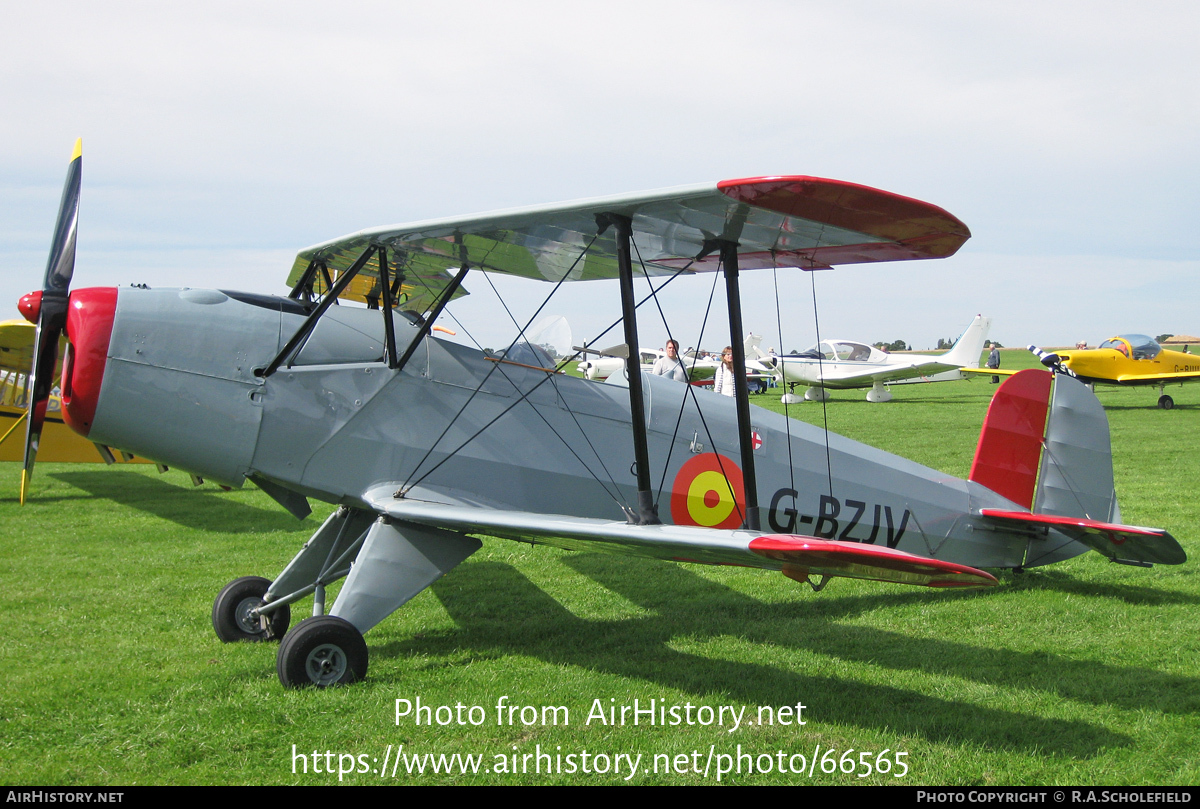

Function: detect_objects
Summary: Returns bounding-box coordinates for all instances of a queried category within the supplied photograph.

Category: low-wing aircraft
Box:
[771,315,991,403]
[1029,335,1200,409]
[25,143,1184,687]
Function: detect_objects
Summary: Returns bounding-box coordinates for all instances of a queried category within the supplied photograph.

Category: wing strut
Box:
[719,240,761,530]
[392,263,469,373]
[261,244,377,378]
[377,248,399,367]
[602,213,660,525]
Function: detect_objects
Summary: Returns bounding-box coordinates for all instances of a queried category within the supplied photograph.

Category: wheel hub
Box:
[234,596,264,635]
[305,644,348,686]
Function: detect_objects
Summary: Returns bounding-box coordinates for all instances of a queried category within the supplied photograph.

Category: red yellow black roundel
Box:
[670,453,745,529]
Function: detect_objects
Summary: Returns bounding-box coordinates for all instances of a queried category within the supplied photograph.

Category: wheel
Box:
[277,616,368,688]
[212,576,290,642]
[1158,394,1174,410]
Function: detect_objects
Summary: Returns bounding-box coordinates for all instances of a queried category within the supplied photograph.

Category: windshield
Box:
[800,341,877,361]
[1100,334,1161,360]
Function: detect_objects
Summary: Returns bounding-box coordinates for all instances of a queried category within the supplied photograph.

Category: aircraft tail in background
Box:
[941,315,992,368]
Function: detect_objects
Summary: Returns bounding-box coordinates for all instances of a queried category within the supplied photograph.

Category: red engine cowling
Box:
[61,287,118,437]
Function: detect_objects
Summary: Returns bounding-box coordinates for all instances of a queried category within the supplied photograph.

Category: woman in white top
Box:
[712,346,736,396]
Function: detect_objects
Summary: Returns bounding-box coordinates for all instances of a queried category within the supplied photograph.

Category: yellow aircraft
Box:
[0,319,152,495]
[1030,334,1200,409]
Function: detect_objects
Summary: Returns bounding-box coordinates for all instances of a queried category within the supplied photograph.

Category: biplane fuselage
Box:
[25,151,1183,686]
[78,286,1060,571]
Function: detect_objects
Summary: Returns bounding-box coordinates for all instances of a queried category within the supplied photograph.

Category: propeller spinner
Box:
[18,138,81,504]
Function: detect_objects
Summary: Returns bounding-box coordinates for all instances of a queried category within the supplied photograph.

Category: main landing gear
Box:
[1158,394,1174,410]
[211,506,482,687]
[212,576,291,642]
[276,616,368,687]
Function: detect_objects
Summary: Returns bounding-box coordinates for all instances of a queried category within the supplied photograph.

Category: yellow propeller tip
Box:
[19,469,29,505]
[71,138,82,162]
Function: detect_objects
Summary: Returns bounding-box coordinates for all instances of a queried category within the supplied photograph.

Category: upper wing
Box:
[366,492,996,588]
[287,176,970,313]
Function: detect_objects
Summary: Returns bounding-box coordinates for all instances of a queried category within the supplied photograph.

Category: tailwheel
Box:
[277,616,368,688]
[212,576,290,642]
[1158,394,1174,410]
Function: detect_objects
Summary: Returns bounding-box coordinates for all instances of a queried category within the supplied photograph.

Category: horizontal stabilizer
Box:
[979,509,1186,566]
[749,536,997,587]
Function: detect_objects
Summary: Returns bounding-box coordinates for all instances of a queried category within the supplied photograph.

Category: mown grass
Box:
[0,351,1196,785]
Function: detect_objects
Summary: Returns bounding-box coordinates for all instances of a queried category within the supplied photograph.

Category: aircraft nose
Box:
[60,287,118,437]
[18,290,42,323]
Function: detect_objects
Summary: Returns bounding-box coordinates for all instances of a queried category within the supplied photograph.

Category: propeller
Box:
[1026,344,1077,378]
[17,139,81,504]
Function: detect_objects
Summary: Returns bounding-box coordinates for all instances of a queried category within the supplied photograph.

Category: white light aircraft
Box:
[772,315,992,403]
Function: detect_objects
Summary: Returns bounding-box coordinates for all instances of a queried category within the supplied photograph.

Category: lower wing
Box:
[366,492,997,588]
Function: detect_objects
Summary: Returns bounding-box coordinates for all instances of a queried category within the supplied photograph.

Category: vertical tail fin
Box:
[968,369,1051,509]
[1033,373,1118,522]
[969,368,1119,520]
[941,315,992,367]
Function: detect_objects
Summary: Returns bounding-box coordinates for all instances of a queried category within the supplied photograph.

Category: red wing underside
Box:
[749,535,998,588]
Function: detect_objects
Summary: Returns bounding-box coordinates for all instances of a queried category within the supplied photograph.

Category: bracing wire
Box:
[476,269,627,506]
[400,235,598,492]
[625,239,726,515]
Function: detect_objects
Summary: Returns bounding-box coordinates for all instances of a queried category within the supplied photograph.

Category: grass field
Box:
[1,350,1197,785]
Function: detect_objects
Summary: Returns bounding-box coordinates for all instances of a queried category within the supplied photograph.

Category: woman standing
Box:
[713,346,737,397]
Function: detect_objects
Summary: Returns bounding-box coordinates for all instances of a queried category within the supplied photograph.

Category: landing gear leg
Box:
[269,515,482,688]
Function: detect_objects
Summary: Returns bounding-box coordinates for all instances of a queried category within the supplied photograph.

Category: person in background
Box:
[713,346,737,396]
[986,342,1001,383]
[652,339,688,383]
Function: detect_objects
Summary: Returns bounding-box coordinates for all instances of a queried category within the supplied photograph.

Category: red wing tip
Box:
[750,535,998,586]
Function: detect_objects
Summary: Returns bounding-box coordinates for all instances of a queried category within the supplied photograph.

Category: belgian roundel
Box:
[670,453,745,529]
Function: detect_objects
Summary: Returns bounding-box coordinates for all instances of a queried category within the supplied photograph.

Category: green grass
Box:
[1,355,1197,785]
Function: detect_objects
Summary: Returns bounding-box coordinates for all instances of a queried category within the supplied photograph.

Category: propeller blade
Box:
[44,139,82,295]
[20,139,81,504]
[1026,345,1077,378]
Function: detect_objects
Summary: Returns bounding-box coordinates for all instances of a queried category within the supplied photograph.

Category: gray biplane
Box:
[20,141,1186,687]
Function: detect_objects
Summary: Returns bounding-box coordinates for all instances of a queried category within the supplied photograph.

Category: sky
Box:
[2,0,1198,354]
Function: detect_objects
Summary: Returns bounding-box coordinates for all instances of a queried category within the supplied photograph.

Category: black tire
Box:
[212,576,291,643]
[1159,394,1175,410]
[277,616,368,688]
